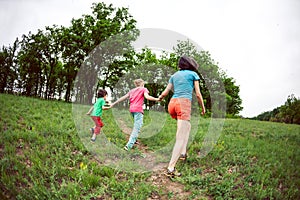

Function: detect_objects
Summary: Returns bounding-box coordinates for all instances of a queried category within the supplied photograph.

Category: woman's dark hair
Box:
[178,55,199,72]
[97,89,108,98]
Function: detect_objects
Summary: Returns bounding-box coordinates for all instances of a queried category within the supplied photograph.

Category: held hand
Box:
[154,98,160,102]
[103,105,111,110]
[158,95,164,101]
[109,103,115,108]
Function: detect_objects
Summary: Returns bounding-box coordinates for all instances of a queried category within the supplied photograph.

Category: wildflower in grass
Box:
[80,162,87,170]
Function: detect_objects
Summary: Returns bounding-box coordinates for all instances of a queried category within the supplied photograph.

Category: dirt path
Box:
[118,120,194,200]
[147,168,194,200]
[117,119,132,135]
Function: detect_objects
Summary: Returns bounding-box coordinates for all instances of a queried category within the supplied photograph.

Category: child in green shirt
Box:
[86,89,110,142]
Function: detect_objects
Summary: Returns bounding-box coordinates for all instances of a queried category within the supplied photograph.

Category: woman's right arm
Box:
[158,83,173,100]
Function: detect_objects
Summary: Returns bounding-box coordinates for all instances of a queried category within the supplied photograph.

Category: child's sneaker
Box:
[165,168,181,178]
[179,154,187,161]
[134,140,140,145]
[91,133,96,142]
[90,128,94,136]
[124,146,129,151]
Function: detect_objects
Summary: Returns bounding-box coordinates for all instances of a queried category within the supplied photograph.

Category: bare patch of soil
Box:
[118,120,194,200]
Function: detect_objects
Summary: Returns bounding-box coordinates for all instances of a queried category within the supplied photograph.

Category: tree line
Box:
[0,2,242,117]
[252,94,300,124]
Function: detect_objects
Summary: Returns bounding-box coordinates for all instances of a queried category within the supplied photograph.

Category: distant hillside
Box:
[252,94,300,124]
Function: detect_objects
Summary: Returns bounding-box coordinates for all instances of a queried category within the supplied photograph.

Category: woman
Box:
[159,56,206,177]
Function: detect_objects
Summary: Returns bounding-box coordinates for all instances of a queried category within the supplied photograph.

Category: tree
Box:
[65,2,138,103]
[222,76,243,116]
[18,32,44,97]
[0,41,18,93]
[280,94,300,124]
[17,27,63,99]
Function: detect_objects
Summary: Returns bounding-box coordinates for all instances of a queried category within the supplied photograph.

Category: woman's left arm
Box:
[194,81,206,115]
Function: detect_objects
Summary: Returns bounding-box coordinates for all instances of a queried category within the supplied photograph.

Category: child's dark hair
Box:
[97,89,108,98]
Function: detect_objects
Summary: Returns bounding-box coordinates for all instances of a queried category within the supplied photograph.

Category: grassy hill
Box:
[0,94,299,199]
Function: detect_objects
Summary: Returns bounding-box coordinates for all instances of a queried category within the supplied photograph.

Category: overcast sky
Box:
[1,0,299,117]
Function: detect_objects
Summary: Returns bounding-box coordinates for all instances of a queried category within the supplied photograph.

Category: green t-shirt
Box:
[91,98,105,117]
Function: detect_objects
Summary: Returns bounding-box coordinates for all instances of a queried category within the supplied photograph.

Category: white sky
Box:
[1,0,299,117]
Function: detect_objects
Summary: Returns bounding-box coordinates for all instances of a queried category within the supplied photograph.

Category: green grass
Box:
[179,119,300,199]
[0,94,299,199]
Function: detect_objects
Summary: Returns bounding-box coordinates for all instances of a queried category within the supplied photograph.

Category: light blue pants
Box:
[126,112,143,149]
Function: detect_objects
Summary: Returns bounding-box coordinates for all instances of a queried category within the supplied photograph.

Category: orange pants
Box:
[168,98,191,120]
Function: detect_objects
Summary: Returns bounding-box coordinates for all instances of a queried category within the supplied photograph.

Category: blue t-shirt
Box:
[169,70,200,101]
